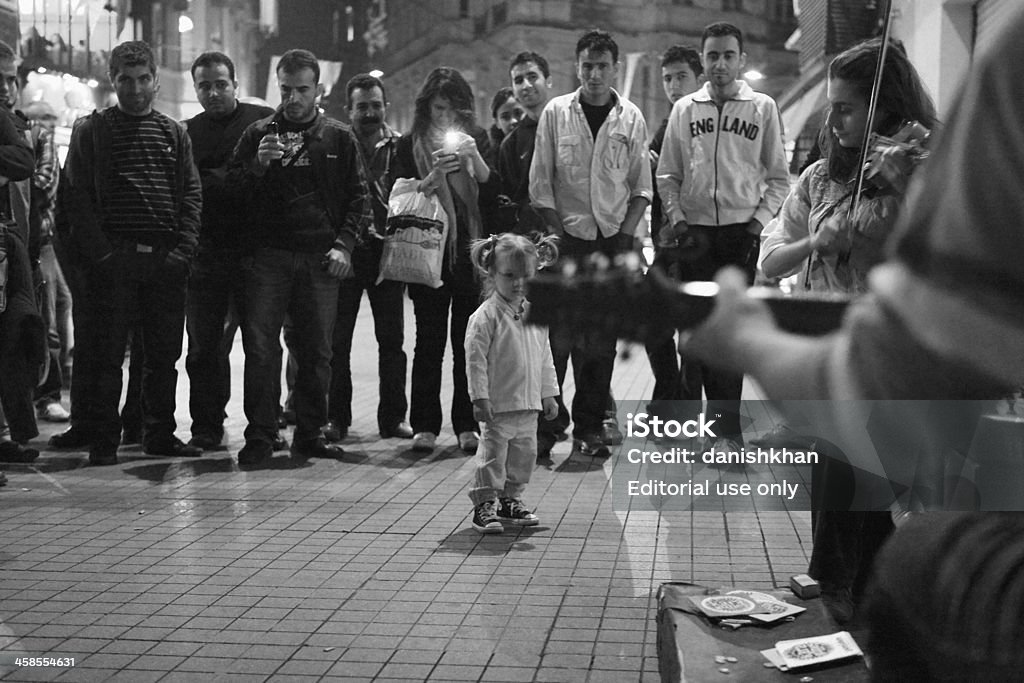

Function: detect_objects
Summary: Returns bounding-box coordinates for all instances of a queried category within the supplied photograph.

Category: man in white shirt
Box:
[530,29,653,457]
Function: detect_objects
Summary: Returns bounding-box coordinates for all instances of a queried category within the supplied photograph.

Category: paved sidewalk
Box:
[0,299,811,682]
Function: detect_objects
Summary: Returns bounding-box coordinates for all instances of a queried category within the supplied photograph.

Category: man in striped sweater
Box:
[63,41,203,466]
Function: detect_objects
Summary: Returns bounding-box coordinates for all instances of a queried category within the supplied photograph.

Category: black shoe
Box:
[458,431,479,454]
[323,421,348,443]
[121,426,143,446]
[271,433,289,451]
[600,419,624,446]
[380,421,414,439]
[572,433,610,458]
[145,437,202,458]
[238,440,273,465]
[188,434,224,451]
[291,437,344,459]
[88,443,118,466]
[48,428,93,450]
[0,441,40,463]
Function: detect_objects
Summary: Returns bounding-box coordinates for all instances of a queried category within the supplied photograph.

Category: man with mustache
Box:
[324,73,411,444]
[62,41,203,466]
[183,51,275,452]
[227,49,371,466]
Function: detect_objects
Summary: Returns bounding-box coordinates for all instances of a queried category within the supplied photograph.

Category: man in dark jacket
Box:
[184,51,275,451]
[325,73,411,443]
[227,49,371,465]
[497,51,553,237]
[0,40,53,462]
[63,41,203,466]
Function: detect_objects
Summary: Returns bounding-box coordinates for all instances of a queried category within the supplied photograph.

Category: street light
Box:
[744,69,765,81]
[369,69,384,78]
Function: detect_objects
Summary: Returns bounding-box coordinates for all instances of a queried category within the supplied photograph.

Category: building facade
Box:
[374,0,800,136]
[779,0,1013,171]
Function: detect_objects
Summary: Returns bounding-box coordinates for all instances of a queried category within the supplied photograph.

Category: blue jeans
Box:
[242,248,338,446]
[33,243,71,404]
[330,241,407,431]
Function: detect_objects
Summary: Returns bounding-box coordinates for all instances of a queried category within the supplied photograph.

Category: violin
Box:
[861,120,931,195]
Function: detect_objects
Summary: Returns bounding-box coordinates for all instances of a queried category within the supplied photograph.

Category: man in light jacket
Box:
[656,21,789,454]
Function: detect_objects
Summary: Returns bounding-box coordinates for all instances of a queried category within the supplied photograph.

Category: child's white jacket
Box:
[465,294,558,413]
[656,80,790,229]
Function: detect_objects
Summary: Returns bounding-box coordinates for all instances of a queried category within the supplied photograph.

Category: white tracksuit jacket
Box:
[656,80,790,229]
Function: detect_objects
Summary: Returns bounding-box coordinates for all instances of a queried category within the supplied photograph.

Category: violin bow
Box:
[849,0,895,219]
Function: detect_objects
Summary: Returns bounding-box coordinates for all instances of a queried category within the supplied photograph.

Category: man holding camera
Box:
[228,49,371,465]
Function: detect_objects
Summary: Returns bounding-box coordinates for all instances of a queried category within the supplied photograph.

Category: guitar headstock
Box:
[526,254,851,341]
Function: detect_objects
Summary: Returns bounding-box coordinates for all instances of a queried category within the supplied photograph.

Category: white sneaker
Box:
[411,431,436,452]
[38,402,70,422]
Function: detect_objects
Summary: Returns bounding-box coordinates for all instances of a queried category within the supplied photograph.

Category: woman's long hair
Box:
[820,38,937,183]
[411,67,477,140]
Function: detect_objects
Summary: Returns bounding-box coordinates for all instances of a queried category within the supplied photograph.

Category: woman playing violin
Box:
[755,38,937,625]
[759,38,936,294]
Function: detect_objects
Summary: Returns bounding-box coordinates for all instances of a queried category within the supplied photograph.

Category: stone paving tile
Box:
[0,303,810,682]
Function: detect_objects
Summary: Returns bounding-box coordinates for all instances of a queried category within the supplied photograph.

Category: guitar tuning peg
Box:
[592,253,611,271]
[618,251,642,272]
[561,260,577,278]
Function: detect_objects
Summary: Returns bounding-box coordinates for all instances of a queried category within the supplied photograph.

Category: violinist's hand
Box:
[810,213,852,255]
[866,145,916,195]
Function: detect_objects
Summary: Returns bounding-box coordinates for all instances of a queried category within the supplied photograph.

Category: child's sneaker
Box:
[498,497,539,526]
[472,500,503,534]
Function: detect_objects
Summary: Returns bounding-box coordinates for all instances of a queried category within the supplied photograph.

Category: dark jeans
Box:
[551,232,631,439]
[645,246,691,413]
[676,224,760,440]
[121,330,144,435]
[58,246,93,435]
[75,246,188,449]
[186,248,246,440]
[407,260,479,436]
[242,248,338,446]
[33,243,69,405]
[810,509,894,597]
[331,241,407,431]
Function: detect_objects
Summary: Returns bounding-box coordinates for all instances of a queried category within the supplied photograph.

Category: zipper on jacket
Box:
[713,102,724,225]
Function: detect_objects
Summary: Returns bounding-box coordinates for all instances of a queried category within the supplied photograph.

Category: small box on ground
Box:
[789,574,820,599]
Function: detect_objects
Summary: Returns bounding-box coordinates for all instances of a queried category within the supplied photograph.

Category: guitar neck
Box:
[525,267,850,342]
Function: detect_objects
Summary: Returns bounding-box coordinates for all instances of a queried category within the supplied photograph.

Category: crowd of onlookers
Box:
[0,28,718,474]
[3,10,1024,670]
